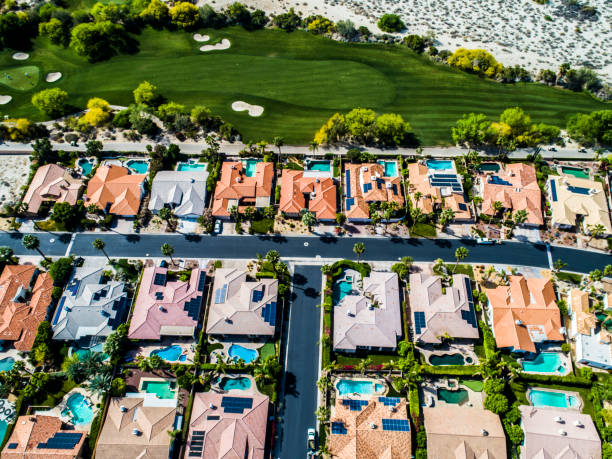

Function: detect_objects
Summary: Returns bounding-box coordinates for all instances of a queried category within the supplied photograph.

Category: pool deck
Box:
[34,387,99,431]
[527,387,583,411]
[208,338,266,364]
[418,343,479,366]
[0,348,33,372]
[102,157,150,172]
[332,376,387,400]
[422,378,484,409]
[128,337,196,364]
[210,374,259,396]
[519,350,573,376]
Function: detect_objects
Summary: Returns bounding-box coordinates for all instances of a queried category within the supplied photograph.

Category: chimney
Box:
[554,416,564,423]
[574,420,584,427]
[209,403,216,409]
[558,429,567,436]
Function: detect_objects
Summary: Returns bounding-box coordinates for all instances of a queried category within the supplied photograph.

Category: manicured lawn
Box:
[259,341,276,360]
[250,217,274,234]
[40,378,77,407]
[461,379,484,392]
[0,27,607,145]
[34,219,67,232]
[335,351,397,365]
[557,271,583,285]
[453,263,475,279]
[0,65,40,91]
[410,222,437,238]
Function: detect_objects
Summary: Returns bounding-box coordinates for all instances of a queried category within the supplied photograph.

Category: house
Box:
[128,265,206,340]
[95,394,177,459]
[212,161,274,218]
[85,165,146,216]
[546,175,612,235]
[329,396,411,458]
[185,392,269,458]
[206,268,278,337]
[334,272,402,352]
[519,405,601,459]
[22,164,83,214]
[485,275,563,353]
[423,405,507,459]
[408,162,471,221]
[477,163,543,226]
[0,265,53,351]
[569,289,612,370]
[52,267,129,346]
[409,273,479,344]
[148,170,208,220]
[1,415,86,459]
[279,170,337,221]
[344,163,404,222]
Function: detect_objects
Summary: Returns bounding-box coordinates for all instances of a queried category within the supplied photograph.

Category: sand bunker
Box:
[0,96,11,105]
[193,33,210,42]
[232,101,264,117]
[45,72,62,83]
[11,53,29,61]
[200,39,231,52]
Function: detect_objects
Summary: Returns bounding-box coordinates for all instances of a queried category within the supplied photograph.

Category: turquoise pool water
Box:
[228,345,258,363]
[217,376,252,391]
[141,380,176,399]
[521,352,564,373]
[242,159,261,177]
[477,163,500,172]
[438,388,468,404]
[77,158,94,176]
[177,162,206,171]
[126,159,149,174]
[306,160,331,172]
[0,358,15,372]
[74,343,109,361]
[0,419,7,444]
[63,393,93,426]
[378,161,398,177]
[151,345,187,362]
[429,354,465,366]
[333,280,353,304]
[426,160,453,171]
[561,166,589,179]
[337,379,383,396]
[529,389,578,408]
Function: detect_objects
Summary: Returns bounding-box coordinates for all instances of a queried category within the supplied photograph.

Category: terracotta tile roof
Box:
[344,163,404,221]
[22,164,83,214]
[424,406,506,459]
[329,397,411,459]
[85,165,146,216]
[486,275,563,352]
[570,289,596,336]
[1,415,86,459]
[0,266,53,351]
[479,163,543,226]
[212,162,273,217]
[128,266,205,339]
[186,392,269,459]
[279,170,337,220]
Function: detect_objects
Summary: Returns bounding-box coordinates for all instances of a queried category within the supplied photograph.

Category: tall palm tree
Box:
[309,140,319,156]
[357,356,373,374]
[454,246,469,273]
[88,372,113,398]
[513,209,528,226]
[272,136,284,163]
[301,211,316,231]
[92,238,109,261]
[81,351,105,378]
[353,242,365,262]
[22,235,48,261]
[588,224,606,243]
[161,243,175,265]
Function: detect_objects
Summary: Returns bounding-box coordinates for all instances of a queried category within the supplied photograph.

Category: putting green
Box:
[0,66,40,91]
[0,27,608,145]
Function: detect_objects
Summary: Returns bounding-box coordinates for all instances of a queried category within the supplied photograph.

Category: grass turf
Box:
[0,27,608,144]
[410,222,437,238]
[0,65,39,91]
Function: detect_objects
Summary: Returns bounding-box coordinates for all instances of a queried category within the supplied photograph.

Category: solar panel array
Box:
[66,280,80,296]
[341,399,369,411]
[252,288,264,303]
[489,175,512,187]
[187,430,205,457]
[346,197,355,210]
[221,396,253,414]
[382,419,410,432]
[261,301,277,326]
[37,432,83,450]
[346,172,351,198]
[331,422,347,435]
[214,284,228,304]
[363,182,372,193]
[108,297,127,329]
[153,273,166,286]
[378,397,401,406]
[197,274,206,292]
[6,443,17,449]
[458,203,468,211]
[429,173,463,192]
[461,278,477,328]
[155,292,164,300]
[550,179,558,202]
[52,296,66,325]
[183,296,202,320]
[414,311,426,334]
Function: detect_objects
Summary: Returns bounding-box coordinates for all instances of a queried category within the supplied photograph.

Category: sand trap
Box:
[45,72,62,83]
[12,53,29,61]
[193,33,210,42]
[232,101,264,117]
[0,96,11,105]
[200,39,231,52]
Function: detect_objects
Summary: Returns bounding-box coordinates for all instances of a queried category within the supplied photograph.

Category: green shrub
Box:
[484,393,509,414]
[377,14,404,32]
[484,378,505,394]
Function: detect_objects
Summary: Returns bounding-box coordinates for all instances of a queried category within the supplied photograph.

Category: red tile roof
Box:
[85,165,146,216]
[212,162,273,217]
[279,170,337,220]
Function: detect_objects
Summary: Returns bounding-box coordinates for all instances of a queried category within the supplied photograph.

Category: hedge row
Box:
[420,364,479,376]
[517,373,592,387]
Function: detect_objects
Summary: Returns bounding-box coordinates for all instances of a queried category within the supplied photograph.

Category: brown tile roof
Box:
[345,163,404,221]
[486,275,563,352]
[212,162,273,217]
[329,398,411,459]
[1,415,86,459]
[279,170,337,220]
[0,266,53,351]
[22,164,83,214]
[85,165,146,216]
[571,289,596,336]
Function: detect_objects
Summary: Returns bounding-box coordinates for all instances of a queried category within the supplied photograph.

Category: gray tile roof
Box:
[148,170,208,218]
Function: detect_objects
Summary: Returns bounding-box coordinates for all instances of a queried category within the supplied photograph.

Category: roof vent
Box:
[209,403,216,410]
[481,429,488,436]
[386,182,392,189]
[315,178,320,183]
[515,320,522,325]
[158,305,165,312]
[231,165,235,169]
[370,175,376,181]
[235,177,242,183]
[369,423,376,429]
[554,416,564,423]
[388,406,395,412]
[120,405,127,412]
[574,420,584,427]
[362,166,368,172]
[346,311,353,317]
[132,429,141,436]
[558,429,567,436]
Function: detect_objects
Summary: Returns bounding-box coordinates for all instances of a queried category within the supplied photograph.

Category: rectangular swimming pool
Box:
[378,160,398,177]
[529,389,578,408]
[242,159,261,177]
[521,352,564,373]
[561,166,589,179]
[141,380,177,399]
[426,160,453,171]
[177,162,206,171]
[306,160,331,172]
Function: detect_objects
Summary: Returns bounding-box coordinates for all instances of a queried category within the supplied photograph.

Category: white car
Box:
[476,237,495,245]
[307,428,316,453]
[214,220,222,234]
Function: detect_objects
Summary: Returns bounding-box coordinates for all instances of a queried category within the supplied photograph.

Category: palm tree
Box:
[413,191,423,203]
[22,235,48,261]
[316,375,332,393]
[301,211,316,231]
[81,351,105,377]
[553,258,567,274]
[88,372,113,398]
[265,250,280,266]
[309,140,319,156]
[321,264,333,276]
[410,207,423,229]
[438,208,455,229]
[92,238,109,261]
[513,209,528,226]
[272,136,284,162]
[353,242,365,262]
[492,201,504,216]
[161,243,175,265]
[588,224,606,243]
[137,356,152,372]
[454,246,469,273]
[315,406,330,423]
[357,357,373,374]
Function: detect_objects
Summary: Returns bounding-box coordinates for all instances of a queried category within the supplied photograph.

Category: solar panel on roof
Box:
[7,443,17,449]
[414,311,426,334]
[346,172,351,198]
[341,399,369,411]
[153,273,166,286]
[214,284,228,304]
[346,197,355,210]
[378,397,401,406]
[363,183,372,193]
[331,422,347,435]
[252,288,264,303]
[193,430,205,435]
[188,452,202,457]
[155,292,163,300]
[458,203,468,211]
[382,419,410,431]
[221,396,253,414]
[261,301,277,326]
[197,274,206,292]
[550,179,558,202]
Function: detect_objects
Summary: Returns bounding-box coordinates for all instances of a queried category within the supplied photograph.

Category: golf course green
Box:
[0,26,607,144]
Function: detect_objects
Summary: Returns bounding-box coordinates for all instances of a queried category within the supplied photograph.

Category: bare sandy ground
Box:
[0,96,11,105]
[232,101,264,116]
[45,72,62,82]
[200,39,231,51]
[0,155,31,210]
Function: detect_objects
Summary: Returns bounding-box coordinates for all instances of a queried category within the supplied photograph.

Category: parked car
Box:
[476,237,495,245]
[307,428,317,453]
[214,219,222,234]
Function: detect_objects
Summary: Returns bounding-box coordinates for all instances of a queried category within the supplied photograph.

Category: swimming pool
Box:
[0,358,15,372]
[177,162,206,171]
[561,166,589,179]
[529,389,579,408]
[477,163,500,172]
[74,343,109,361]
[126,159,149,174]
[521,352,565,373]
[77,158,94,176]
[63,393,93,426]
[333,280,353,304]
[228,345,258,364]
[217,376,252,391]
[141,380,177,399]
[336,379,384,396]
[306,160,331,172]
[243,159,261,177]
[426,160,453,171]
[429,354,465,366]
[438,388,468,405]
[151,345,187,362]
[378,161,398,177]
